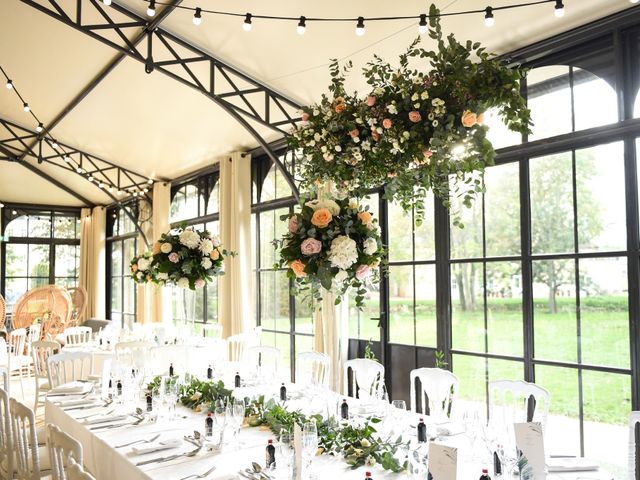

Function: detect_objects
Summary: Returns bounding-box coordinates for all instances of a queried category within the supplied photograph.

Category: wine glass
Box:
[462,409,480,460]
[302,420,318,475]
[278,432,294,478]
[495,423,518,478]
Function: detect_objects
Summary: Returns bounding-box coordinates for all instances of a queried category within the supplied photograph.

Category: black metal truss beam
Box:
[19,0,302,198]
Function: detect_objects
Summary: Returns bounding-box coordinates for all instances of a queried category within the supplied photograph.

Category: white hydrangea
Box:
[157,272,169,281]
[179,229,201,249]
[334,270,349,284]
[160,242,172,254]
[137,257,150,271]
[201,258,213,269]
[328,236,358,270]
[363,237,378,255]
[200,238,214,255]
[305,199,340,216]
[177,277,190,289]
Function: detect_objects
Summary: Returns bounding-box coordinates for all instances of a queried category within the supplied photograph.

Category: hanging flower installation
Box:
[276,197,384,307]
[130,225,234,290]
[289,4,532,226]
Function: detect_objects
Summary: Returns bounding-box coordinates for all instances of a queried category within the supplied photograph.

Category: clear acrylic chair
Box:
[47,351,93,388]
[115,341,154,370]
[248,345,281,379]
[202,323,223,339]
[488,380,551,432]
[343,358,385,399]
[32,340,61,410]
[296,351,330,387]
[47,423,83,480]
[409,367,459,420]
[63,327,92,346]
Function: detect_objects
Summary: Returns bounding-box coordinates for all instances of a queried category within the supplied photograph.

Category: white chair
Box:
[114,341,154,370]
[7,328,28,398]
[63,327,92,346]
[149,345,188,376]
[0,386,14,479]
[67,460,96,480]
[248,346,281,378]
[409,367,459,419]
[47,351,93,389]
[0,366,8,393]
[32,341,61,410]
[47,423,82,480]
[296,351,330,387]
[488,380,551,432]
[629,411,640,480]
[202,323,223,339]
[10,398,43,480]
[227,334,250,364]
[192,338,227,372]
[343,358,385,399]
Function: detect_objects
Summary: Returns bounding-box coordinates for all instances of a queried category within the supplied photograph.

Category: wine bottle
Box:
[108,379,113,400]
[169,363,174,376]
[479,468,491,480]
[365,472,373,479]
[279,383,287,401]
[116,379,123,396]
[205,412,213,437]
[340,399,349,420]
[417,417,427,443]
[146,393,153,412]
[207,365,213,379]
[265,439,276,468]
[493,452,502,476]
[235,372,241,388]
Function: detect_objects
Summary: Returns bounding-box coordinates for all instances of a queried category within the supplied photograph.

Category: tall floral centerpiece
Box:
[130,225,234,290]
[277,197,384,307]
[289,4,532,226]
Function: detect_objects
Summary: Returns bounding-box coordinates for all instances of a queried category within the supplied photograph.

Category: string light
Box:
[193,7,202,25]
[484,7,495,27]
[147,178,153,184]
[51,140,59,149]
[631,0,638,4]
[418,14,428,34]
[243,13,252,31]
[554,0,565,17]
[297,16,306,35]
[64,155,71,163]
[102,0,112,5]
[5,79,12,89]
[355,16,365,36]
[146,0,156,17]
[23,102,30,112]
[36,123,43,133]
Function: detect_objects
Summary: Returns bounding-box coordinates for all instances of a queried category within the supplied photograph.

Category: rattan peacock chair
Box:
[11,286,72,340]
[67,286,88,327]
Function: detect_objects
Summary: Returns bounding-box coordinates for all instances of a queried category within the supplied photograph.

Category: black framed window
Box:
[0,206,80,313]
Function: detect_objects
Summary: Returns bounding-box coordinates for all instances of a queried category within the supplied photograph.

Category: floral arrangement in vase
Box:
[289,4,531,226]
[130,225,234,290]
[276,196,384,307]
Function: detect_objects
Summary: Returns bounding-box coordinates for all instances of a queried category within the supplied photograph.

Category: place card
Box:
[514,422,546,479]
[427,443,457,480]
[294,423,302,480]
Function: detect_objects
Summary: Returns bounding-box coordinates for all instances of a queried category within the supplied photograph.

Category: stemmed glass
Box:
[302,420,318,476]
[462,409,480,460]
[494,423,518,478]
[278,431,294,478]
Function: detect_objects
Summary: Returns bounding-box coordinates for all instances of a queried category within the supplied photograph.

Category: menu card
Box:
[427,443,457,480]
[514,422,546,479]
[294,423,302,480]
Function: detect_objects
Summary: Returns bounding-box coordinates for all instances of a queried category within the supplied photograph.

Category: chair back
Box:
[193,338,227,370]
[0,340,8,378]
[0,367,8,392]
[32,341,61,381]
[202,323,223,339]
[0,386,13,478]
[26,323,41,351]
[12,286,72,332]
[64,327,92,346]
[629,411,640,480]
[248,346,281,378]
[8,327,27,359]
[410,367,459,419]
[47,423,83,480]
[149,345,188,376]
[115,341,154,370]
[227,334,250,364]
[10,398,41,480]
[67,460,96,480]
[488,380,551,432]
[296,351,330,386]
[66,287,88,327]
[343,358,385,399]
[47,351,93,388]
[0,293,6,330]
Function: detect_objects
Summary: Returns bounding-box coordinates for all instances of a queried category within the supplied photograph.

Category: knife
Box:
[136,453,183,466]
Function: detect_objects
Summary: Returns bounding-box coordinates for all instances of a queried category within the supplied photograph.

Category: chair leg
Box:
[19,364,25,399]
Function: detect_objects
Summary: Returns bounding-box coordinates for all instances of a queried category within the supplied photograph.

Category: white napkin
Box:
[547,457,599,472]
[55,397,99,407]
[131,438,182,455]
[83,414,129,425]
[49,382,90,395]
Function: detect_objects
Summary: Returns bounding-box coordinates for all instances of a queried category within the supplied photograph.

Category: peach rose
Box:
[335,103,346,114]
[423,149,433,158]
[210,249,220,260]
[311,208,333,228]
[302,112,309,122]
[371,131,380,141]
[477,112,485,125]
[349,129,359,138]
[152,241,161,255]
[461,110,478,128]
[382,118,392,129]
[408,111,422,122]
[366,96,376,107]
[289,260,307,278]
[131,264,139,272]
[357,211,373,225]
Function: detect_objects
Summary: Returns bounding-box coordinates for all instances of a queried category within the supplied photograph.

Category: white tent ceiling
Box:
[0,0,633,206]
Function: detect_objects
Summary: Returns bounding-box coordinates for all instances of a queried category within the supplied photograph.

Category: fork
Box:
[178,465,217,480]
[115,433,160,448]
[135,446,201,466]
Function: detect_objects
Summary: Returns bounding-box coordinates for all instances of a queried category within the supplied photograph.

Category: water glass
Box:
[302,421,318,475]
[278,433,294,478]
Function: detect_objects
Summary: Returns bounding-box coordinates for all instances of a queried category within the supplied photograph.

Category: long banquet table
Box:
[45,382,614,480]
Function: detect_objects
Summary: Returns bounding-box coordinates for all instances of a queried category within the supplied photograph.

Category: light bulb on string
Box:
[554,0,565,18]
[64,156,71,163]
[418,14,428,34]
[36,123,43,133]
[147,178,153,184]
[243,13,253,31]
[484,7,495,27]
[102,0,112,5]
[23,103,30,112]
[297,16,306,35]
[631,0,638,3]
[355,16,365,36]
[51,140,59,149]
[147,0,156,17]
[193,8,202,26]
[5,79,12,89]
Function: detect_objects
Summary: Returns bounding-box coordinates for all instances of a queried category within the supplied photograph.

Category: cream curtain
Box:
[219,152,252,337]
[136,200,153,324]
[152,182,171,323]
[79,206,106,319]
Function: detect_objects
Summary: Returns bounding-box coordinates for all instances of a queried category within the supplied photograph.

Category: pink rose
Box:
[371,131,380,141]
[300,237,322,256]
[288,216,299,233]
[355,264,371,280]
[168,252,179,263]
[366,96,376,107]
[349,129,359,139]
[302,112,309,122]
[194,278,205,289]
[382,118,392,129]
[423,149,433,158]
[408,111,422,122]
